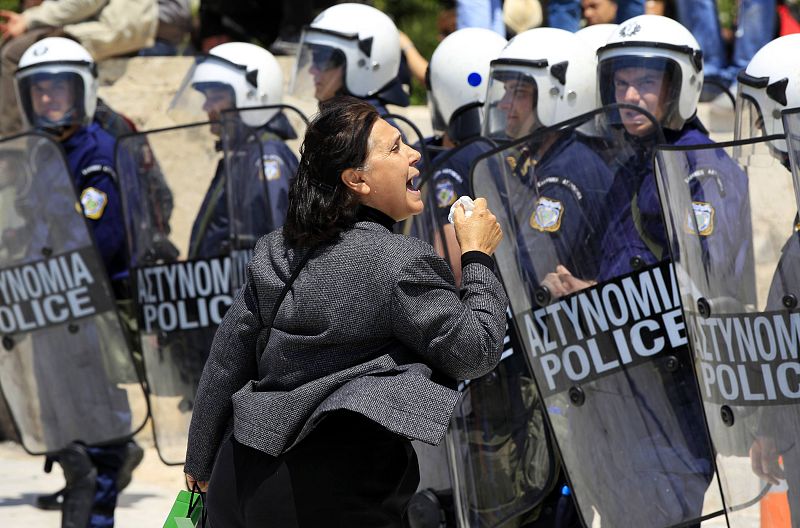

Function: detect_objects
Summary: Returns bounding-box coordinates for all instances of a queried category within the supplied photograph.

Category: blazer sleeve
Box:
[391,250,508,380]
[184,264,263,480]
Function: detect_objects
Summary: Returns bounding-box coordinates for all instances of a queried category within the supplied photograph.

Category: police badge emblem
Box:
[259,156,282,181]
[436,179,457,208]
[530,196,563,232]
[618,22,641,38]
[686,201,715,236]
[80,187,108,220]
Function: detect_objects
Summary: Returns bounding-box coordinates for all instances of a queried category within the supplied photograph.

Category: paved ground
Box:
[0,434,185,527]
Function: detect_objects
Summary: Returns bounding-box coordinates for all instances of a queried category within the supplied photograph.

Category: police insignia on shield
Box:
[530,196,563,232]
[686,201,715,236]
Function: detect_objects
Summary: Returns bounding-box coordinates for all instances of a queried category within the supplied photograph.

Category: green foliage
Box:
[374,0,442,105]
[0,0,18,11]
[717,0,736,31]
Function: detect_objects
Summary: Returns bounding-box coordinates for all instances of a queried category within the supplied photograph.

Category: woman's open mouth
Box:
[406,176,420,195]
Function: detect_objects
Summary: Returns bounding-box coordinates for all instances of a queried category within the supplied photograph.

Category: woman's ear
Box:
[341,168,370,196]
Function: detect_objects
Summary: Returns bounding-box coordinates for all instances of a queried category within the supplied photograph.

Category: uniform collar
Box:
[61,122,95,149]
[262,111,297,140]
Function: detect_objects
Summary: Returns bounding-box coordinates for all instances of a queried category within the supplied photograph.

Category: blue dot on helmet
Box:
[467,73,482,87]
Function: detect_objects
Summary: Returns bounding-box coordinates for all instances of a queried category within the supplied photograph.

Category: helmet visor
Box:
[598,55,682,133]
[735,92,768,143]
[16,70,86,131]
[168,55,242,125]
[734,92,787,162]
[483,69,539,141]
[290,37,347,104]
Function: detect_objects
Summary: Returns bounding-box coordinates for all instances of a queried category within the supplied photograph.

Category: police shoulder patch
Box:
[259,155,283,181]
[435,179,458,208]
[687,201,715,236]
[530,196,563,233]
[80,187,108,220]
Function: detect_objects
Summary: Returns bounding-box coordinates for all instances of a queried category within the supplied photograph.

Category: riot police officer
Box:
[172,42,299,258]
[546,15,751,527]
[734,33,800,526]
[482,27,615,292]
[14,36,141,528]
[552,15,753,300]
[445,27,615,528]
[419,27,507,281]
[290,2,410,115]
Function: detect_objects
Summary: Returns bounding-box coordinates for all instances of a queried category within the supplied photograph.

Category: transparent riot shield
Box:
[472,104,726,527]
[702,78,737,140]
[116,121,231,465]
[655,115,800,526]
[219,105,308,288]
[409,136,558,528]
[0,133,148,454]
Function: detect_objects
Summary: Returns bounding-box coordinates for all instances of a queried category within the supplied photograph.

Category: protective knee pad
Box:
[58,443,97,528]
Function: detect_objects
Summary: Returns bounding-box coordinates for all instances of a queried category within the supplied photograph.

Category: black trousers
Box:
[205,411,420,528]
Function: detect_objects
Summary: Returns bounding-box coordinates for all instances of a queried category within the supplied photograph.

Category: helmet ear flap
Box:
[767,78,789,106]
[549,61,568,86]
[246,69,259,88]
[691,49,703,73]
[358,37,373,57]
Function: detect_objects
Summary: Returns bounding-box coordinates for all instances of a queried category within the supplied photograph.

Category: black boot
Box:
[58,442,97,528]
[34,488,64,511]
[117,440,144,492]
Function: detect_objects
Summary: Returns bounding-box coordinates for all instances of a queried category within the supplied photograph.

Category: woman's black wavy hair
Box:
[283,96,379,247]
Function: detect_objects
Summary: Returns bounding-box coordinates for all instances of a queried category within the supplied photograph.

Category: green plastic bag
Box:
[163,487,204,528]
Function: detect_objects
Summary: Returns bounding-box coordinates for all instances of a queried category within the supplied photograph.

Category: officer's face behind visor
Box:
[303,44,345,102]
[600,56,678,137]
[489,73,538,140]
[195,82,236,137]
[24,72,81,129]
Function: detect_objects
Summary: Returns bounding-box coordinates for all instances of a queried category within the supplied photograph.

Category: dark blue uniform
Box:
[507,131,614,283]
[62,121,130,528]
[63,122,128,280]
[428,139,492,221]
[570,122,752,527]
[599,124,753,296]
[188,117,298,258]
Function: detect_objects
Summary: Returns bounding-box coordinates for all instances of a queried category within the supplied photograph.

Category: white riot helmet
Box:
[576,24,619,58]
[575,24,618,134]
[427,28,507,143]
[290,3,408,106]
[736,34,800,153]
[15,37,98,132]
[597,15,704,131]
[483,27,597,140]
[171,42,284,127]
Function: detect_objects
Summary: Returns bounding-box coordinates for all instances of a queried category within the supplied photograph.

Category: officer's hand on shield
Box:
[750,436,785,486]
[453,197,503,255]
[541,265,596,299]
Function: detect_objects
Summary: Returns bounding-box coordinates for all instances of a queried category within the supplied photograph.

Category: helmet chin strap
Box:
[33,108,81,141]
[33,108,82,141]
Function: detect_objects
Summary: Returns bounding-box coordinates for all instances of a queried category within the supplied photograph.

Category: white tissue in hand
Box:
[448,196,475,224]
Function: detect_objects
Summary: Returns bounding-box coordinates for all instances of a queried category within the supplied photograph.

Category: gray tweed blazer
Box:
[184,219,508,480]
